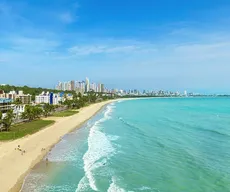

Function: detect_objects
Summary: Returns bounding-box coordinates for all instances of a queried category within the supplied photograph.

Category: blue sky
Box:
[1,0,230,93]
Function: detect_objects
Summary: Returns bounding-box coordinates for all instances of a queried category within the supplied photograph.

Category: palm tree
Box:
[43,104,54,117]
[0,111,3,131]
[21,105,35,121]
[77,92,82,99]
[63,100,74,109]
[21,105,43,121]
[2,110,15,131]
[34,106,43,119]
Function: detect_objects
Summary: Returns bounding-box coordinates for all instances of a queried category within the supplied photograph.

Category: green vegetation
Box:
[43,104,55,117]
[0,120,54,141]
[53,110,79,117]
[0,110,15,132]
[21,105,43,121]
[63,92,115,110]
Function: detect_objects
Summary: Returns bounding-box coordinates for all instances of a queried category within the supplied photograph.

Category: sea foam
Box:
[76,104,117,192]
[107,176,126,192]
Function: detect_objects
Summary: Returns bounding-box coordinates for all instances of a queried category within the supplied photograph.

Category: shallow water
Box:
[21,98,230,192]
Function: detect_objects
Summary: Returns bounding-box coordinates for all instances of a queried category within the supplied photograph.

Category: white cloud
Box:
[68,45,141,55]
[59,12,77,24]
[6,37,60,53]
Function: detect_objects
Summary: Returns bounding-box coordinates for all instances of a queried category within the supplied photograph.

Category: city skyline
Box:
[55,77,105,93]
[1,0,230,93]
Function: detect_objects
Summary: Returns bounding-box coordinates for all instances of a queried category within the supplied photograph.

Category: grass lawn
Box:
[0,120,55,141]
[52,110,79,117]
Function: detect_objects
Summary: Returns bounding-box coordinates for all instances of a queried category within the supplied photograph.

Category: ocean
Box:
[21,98,230,192]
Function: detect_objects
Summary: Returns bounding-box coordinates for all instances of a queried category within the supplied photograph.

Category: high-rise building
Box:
[85,77,90,92]
[55,78,106,93]
[63,82,68,91]
[68,82,71,91]
[184,90,187,96]
[97,84,101,92]
[90,83,97,92]
[71,80,75,91]
[101,84,105,93]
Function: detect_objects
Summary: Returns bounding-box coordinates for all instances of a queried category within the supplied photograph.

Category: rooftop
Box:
[0,98,12,104]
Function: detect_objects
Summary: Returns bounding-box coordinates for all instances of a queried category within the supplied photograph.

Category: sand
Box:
[0,100,116,192]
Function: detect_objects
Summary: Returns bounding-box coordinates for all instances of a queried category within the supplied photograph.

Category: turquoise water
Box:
[22,98,230,192]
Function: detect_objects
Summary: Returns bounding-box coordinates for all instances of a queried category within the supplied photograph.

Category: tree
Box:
[43,104,54,117]
[33,106,43,119]
[0,112,2,131]
[21,105,38,121]
[13,98,22,105]
[2,110,15,131]
[63,99,74,109]
[77,92,82,98]
[21,105,44,121]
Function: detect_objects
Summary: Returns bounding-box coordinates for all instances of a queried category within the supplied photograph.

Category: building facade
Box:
[85,77,90,92]
[35,92,60,105]
[0,98,13,113]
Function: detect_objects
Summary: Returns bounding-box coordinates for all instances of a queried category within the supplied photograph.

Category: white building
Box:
[35,92,59,105]
[35,95,49,104]
[184,90,187,97]
[85,77,90,92]
[90,83,97,92]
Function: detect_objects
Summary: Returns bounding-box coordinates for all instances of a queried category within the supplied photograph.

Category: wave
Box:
[200,129,230,138]
[162,118,230,139]
[76,104,117,192]
[138,186,156,191]
[118,117,151,140]
[118,117,141,131]
[107,177,125,192]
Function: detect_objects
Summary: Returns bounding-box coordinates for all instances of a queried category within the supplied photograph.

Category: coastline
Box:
[0,99,120,192]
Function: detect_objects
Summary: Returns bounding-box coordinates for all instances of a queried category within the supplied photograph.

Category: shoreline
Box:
[0,99,121,192]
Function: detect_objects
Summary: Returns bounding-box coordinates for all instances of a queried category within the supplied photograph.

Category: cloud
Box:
[0,59,7,63]
[7,36,60,53]
[59,12,77,24]
[68,45,142,55]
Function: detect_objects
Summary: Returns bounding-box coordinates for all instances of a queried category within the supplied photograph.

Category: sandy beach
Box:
[0,100,116,192]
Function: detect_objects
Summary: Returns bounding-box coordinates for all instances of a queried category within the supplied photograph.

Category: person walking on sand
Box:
[46,157,49,166]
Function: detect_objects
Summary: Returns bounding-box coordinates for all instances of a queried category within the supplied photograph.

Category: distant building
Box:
[85,77,90,92]
[55,78,106,93]
[90,83,97,92]
[18,94,31,104]
[101,84,105,93]
[35,92,59,105]
[0,90,31,104]
[0,90,6,98]
[184,90,187,97]
[63,82,69,91]
[0,98,26,117]
[56,81,63,91]
[71,80,75,91]
[7,91,17,100]
[0,98,12,113]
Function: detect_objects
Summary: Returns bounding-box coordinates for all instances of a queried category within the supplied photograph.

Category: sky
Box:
[1,0,230,93]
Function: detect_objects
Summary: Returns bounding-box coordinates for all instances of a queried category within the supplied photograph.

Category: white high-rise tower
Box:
[85,77,90,92]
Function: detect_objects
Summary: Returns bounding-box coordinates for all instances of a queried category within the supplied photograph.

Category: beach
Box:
[0,100,116,192]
